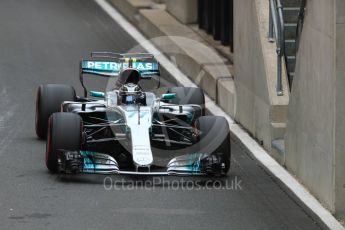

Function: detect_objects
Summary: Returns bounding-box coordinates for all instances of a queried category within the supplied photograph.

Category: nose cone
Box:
[132,145,153,166]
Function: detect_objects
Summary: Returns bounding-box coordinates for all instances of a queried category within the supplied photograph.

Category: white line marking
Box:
[95,1,344,229]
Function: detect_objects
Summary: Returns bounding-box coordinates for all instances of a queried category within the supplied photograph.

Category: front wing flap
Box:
[57,151,225,176]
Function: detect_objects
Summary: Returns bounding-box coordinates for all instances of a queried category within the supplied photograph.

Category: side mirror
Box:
[90,91,105,98]
[161,93,177,100]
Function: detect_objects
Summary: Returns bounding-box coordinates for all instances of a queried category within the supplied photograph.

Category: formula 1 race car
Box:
[35,52,231,176]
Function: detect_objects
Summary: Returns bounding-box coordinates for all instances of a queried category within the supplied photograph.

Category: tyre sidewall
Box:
[46,113,82,172]
[195,116,231,173]
[35,84,76,139]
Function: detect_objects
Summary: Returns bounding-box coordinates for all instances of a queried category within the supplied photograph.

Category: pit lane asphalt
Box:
[0,0,321,229]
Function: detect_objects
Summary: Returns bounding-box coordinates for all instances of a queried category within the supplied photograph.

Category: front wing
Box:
[57,150,226,176]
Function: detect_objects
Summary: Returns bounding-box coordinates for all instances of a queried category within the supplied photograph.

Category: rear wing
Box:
[79,52,160,96]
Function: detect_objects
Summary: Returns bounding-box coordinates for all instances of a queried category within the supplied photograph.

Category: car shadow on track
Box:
[53,173,243,193]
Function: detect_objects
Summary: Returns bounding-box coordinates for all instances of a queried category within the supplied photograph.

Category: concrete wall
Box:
[233,0,289,152]
[165,0,197,24]
[285,0,335,211]
[335,0,345,217]
[285,0,345,217]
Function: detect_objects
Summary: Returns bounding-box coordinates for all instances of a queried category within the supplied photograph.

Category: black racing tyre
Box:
[195,116,231,174]
[46,113,83,172]
[35,84,76,139]
[167,87,205,115]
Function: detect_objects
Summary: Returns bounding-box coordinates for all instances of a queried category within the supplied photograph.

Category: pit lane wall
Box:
[285,0,345,217]
[233,0,289,156]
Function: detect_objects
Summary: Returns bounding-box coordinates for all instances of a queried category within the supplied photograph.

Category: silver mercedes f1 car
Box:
[35,53,231,176]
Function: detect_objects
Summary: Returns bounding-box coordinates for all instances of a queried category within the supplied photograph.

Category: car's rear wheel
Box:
[167,87,205,115]
[35,84,76,139]
[46,113,83,172]
[195,116,231,175]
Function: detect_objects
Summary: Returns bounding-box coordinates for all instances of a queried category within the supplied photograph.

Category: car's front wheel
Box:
[46,113,83,172]
[195,116,231,175]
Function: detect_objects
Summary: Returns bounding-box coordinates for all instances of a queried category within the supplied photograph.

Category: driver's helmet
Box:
[118,83,145,105]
